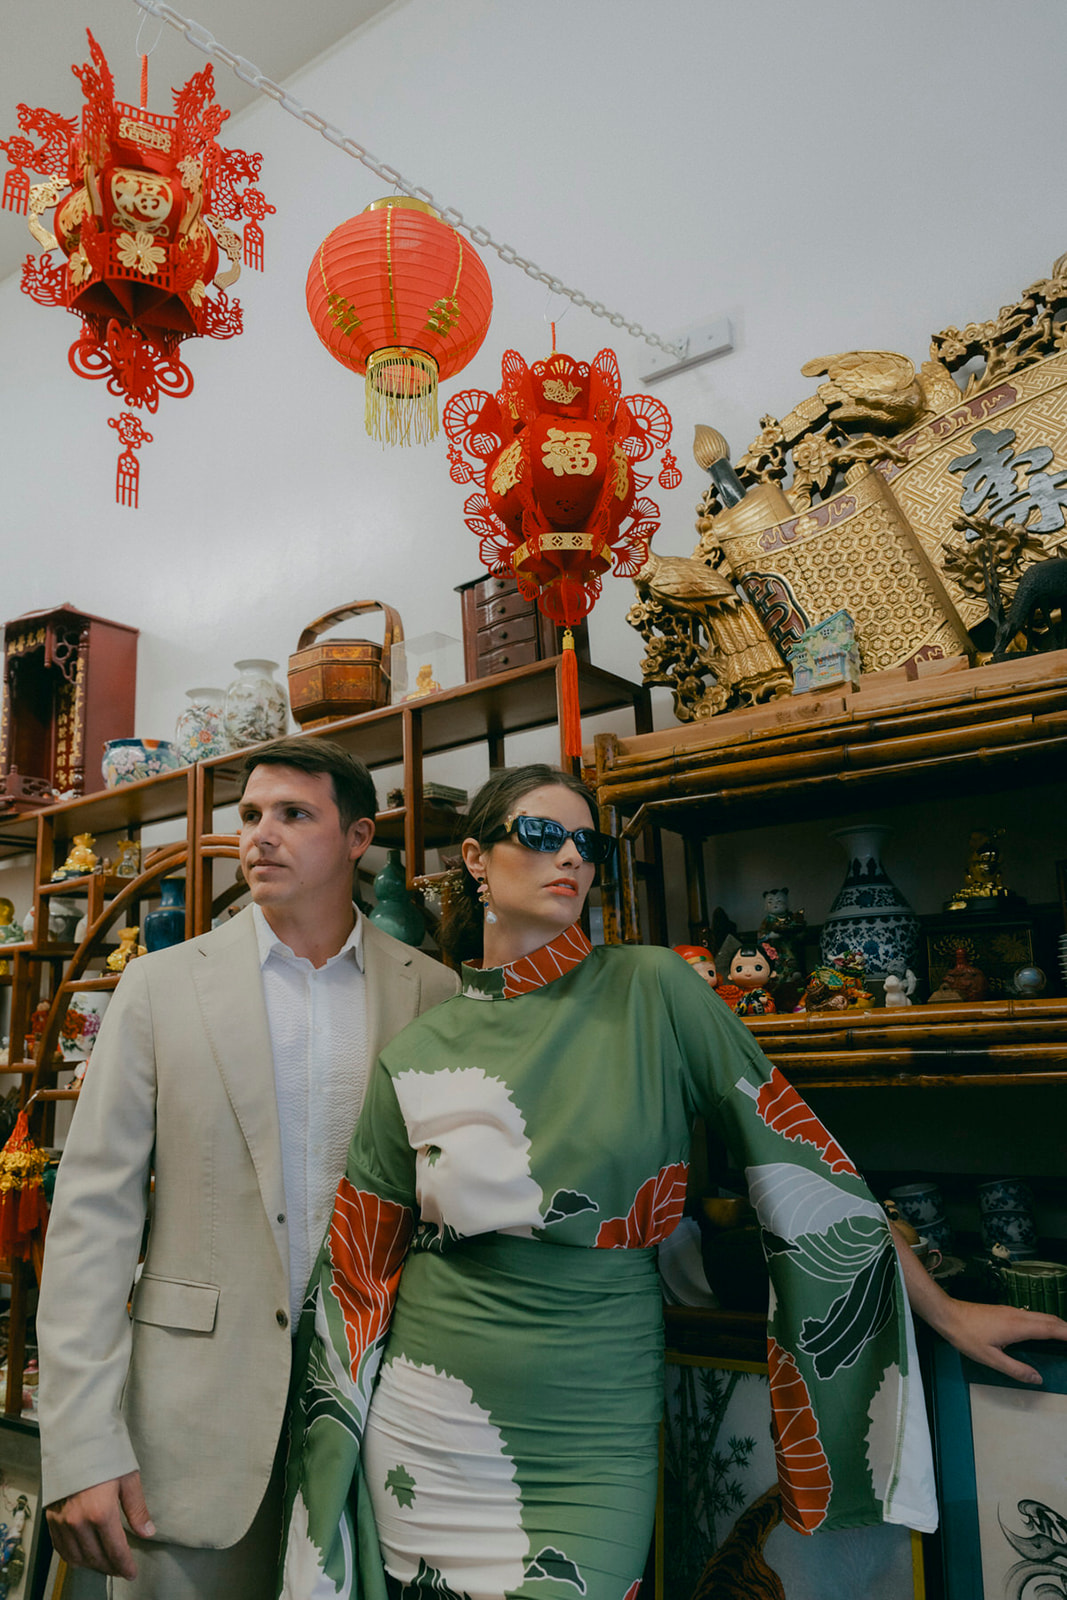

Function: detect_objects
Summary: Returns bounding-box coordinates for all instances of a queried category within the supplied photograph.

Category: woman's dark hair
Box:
[439,764,599,965]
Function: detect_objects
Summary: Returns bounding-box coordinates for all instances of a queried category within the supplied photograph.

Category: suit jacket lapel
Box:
[189,907,287,1253]
[363,918,420,1065]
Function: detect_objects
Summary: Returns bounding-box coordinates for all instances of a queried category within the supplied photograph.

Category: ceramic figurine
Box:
[51,832,99,880]
[726,943,778,1016]
[757,887,807,1001]
[801,951,874,1011]
[113,838,142,877]
[106,926,146,972]
[942,945,987,1002]
[788,608,862,695]
[0,899,24,974]
[672,944,718,986]
[883,973,911,1006]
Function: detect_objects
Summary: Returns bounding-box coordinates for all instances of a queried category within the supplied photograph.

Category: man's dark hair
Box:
[240,738,377,832]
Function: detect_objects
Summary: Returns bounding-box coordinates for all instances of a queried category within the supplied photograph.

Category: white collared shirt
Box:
[253,903,369,1325]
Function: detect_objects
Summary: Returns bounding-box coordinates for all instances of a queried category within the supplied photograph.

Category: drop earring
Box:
[477,878,497,925]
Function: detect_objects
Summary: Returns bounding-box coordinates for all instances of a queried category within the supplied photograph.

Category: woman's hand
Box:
[891,1223,1067,1384]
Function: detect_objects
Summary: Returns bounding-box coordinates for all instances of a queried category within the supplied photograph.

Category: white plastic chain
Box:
[130,0,686,359]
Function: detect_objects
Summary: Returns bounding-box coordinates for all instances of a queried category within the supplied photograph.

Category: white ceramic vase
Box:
[819,824,920,976]
[223,660,288,749]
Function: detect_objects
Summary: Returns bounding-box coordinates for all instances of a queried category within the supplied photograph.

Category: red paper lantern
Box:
[0,31,273,508]
[443,347,675,753]
[306,197,493,446]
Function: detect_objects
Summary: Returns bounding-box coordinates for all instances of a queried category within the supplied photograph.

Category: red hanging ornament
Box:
[306,197,493,446]
[444,347,675,755]
[0,1111,50,1261]
[1,31,273,507]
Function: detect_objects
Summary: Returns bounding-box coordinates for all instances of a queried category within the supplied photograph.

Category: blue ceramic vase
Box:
[144,878,186,952]
[368,851,424,946]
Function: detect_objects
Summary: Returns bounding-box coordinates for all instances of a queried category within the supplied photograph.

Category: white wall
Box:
[2,0,1066,914]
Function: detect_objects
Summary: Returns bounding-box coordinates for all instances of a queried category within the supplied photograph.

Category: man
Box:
[38,737,458,1596]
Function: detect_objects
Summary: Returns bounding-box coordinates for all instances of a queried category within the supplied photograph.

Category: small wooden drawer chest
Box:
[456,575,590,681]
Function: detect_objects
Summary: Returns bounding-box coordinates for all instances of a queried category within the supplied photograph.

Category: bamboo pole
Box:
[604,684,1067,783]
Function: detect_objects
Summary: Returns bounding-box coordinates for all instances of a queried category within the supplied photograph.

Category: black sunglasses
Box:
[496,813,616,865]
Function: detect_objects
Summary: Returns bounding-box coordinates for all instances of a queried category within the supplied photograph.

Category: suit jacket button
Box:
[276,1310,289,1329]
[277,1213,285,1224]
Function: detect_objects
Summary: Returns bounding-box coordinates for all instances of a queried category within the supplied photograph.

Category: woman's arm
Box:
[891,1224,1067,1385]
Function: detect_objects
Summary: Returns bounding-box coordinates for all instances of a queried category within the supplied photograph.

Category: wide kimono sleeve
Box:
[280,1058,417,1600]
[661,955,937,1536]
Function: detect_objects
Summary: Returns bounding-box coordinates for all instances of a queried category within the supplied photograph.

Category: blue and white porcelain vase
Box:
[819,824,919,976]
[144,878,186,952]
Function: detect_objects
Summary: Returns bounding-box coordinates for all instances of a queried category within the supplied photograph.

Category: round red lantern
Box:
[306,196,493,446]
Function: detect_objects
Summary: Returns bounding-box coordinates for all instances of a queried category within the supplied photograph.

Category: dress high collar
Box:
[461,924,593,1000]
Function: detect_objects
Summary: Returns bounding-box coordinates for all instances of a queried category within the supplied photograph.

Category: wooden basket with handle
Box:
[287,600,404,728]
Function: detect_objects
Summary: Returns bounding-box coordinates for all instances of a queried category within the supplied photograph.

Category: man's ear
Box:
[348,817,376,863]
[461,837,486,878]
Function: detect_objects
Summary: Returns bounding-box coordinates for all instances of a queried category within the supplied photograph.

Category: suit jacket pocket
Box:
[132,1274,220,1333]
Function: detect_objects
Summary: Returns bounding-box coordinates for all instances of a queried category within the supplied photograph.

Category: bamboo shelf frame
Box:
[594,652,1067,1088]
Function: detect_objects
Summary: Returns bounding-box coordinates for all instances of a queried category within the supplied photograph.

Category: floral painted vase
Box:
[175,687,229,763]
[368,851,425,946]
[223,660,288,749]
[819,824,920,976]
[102,738,183,788]
[143,878,187,952]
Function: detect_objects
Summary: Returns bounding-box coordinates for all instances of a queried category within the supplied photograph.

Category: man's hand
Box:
[46,1471,155,1578]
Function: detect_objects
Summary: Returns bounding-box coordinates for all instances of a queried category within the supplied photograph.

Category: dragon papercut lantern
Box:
[0,31,274,508]
[443,347,674,753]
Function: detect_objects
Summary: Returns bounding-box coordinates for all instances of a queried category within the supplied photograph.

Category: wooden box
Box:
[455,574,590,681]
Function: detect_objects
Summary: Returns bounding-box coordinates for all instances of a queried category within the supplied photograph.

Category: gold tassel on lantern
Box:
[0,1111,50,1260]
[364,347,440,446]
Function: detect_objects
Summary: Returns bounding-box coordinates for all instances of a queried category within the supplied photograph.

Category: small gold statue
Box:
[52,832,99,881]
[945,830,1013,910]
[107,926,146,972]
[113,838,142,877]
[407,663,442,700]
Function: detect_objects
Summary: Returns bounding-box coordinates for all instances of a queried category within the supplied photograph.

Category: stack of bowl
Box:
[978,1178,1039,1260]
[888,1181,953,1257]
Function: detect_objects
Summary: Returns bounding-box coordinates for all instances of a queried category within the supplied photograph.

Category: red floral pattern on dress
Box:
[327,1178,412,1378]
[595,1161,689,1248]
[501,925,592,997]
[622,1582,642,1599]
[755,1068,857,1176]
[767,1337,833,1532]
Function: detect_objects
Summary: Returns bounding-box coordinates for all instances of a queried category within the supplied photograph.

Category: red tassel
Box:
[0,1111,50,1260]
[560,628,582,760]
[140,53,149,109]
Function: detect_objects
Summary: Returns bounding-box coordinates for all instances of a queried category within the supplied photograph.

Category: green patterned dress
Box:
[280,930,935,1600]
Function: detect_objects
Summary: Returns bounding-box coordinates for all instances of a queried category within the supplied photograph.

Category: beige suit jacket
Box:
[37,905,458,1547]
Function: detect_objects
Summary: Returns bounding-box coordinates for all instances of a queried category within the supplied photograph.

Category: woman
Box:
[280,765,1065,1600]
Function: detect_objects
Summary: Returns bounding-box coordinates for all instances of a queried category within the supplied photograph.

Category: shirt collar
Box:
[252,902,364,972]
[462,924,593,1000]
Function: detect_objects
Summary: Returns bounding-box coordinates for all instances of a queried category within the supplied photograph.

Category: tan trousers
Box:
[107,1460,283,1600]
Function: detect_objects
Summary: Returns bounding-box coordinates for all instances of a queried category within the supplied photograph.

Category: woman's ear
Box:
[461,837,487,877]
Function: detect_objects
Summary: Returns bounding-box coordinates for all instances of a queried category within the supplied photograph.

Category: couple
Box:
[40,743,1067,1598]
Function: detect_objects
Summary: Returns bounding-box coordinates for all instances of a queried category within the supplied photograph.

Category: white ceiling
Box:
[0,0,392,282]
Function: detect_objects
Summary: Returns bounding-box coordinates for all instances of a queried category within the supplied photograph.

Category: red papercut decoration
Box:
[443,348,675,629]
[443,348,675,754]
[0,31,272,507]
[306,196,493,446]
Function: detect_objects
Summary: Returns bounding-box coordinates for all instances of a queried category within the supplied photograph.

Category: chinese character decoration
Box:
[0,30,273,508]
[306,196,493,447]
[443,346,674,755]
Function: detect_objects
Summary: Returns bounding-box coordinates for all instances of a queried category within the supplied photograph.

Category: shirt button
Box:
[276,1310,289,1329]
